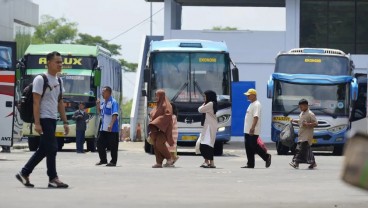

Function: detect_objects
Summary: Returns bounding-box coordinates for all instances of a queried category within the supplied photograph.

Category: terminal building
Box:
[130,0,368,141]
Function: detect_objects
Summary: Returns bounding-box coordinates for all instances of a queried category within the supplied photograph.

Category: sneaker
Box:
[308,162,317,169]
[106,162,116,167]
[95,161,107,166]
[289,162,299,169]
[48,177,68,188]
[15,172,34,188]
[266,155,272,168]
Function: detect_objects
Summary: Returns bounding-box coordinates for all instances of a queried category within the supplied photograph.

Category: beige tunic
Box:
[198,102,218,148]
[298,109,317,145]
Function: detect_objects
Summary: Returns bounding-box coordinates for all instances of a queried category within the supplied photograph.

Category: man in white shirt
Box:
[241,89,271,169]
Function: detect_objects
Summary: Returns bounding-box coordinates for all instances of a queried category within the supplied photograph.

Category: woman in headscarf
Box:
[149,89,175,168]
[198,90,218,168]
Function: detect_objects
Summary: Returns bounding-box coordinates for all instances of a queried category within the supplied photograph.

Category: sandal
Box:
[200,163,209,168]
[152,164,162,168]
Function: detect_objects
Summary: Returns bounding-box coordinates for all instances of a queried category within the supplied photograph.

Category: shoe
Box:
[241,166,254,168]
[173,156,180,164]
[308,162,317,169]
[15,172,34,188]
[48,177,68,188]
[266,155,272,168]
[163,163,175,168]
[95,161,107,166]
[205,164,216,168]
[106,162,116,167]
[152,164,162,168]
[289,162,299,169]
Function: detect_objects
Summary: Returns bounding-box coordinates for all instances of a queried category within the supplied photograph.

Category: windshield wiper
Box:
[310,107,337,119]
[283,106,299,117]
[171,82,188,102]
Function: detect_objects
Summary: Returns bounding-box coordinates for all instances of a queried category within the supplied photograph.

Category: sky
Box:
[31,0,285,100]
[31,0,285,63]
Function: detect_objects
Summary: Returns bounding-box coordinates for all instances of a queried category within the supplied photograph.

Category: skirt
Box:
[200,144,214,160]
[292,141,315,164]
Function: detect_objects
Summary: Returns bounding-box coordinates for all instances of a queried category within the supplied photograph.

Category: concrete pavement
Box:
[0,141,367,208]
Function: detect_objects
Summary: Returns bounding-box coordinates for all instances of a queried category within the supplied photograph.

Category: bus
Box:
[17,44,122,151]
[143,39,238,155]
[267,48,358,155]
[350,73,368,134]
[0,41,19,149]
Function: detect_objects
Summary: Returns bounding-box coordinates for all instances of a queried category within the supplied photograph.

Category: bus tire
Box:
[276,141,289,155]
[214,142,224,156]
[28,136,40,151]
[332,145,344,156]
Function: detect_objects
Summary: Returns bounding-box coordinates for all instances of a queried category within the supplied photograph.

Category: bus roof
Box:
[24,44,111,57]
[282,48,347,56]
[150,39,229,53]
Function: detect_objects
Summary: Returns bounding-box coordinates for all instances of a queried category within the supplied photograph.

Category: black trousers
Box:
[97,131,119,164]
[200,144,214,160]
[22,119,58,181]
[244,133,270,168]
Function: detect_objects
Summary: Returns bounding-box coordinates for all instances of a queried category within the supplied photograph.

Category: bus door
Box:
[350,73,368,134]
[0,41,16,147]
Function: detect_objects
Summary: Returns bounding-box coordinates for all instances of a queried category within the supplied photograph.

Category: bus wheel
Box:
[28,136,40,151]
[214,142,224,156]
[332,145,344,156]
[276,141,289,155]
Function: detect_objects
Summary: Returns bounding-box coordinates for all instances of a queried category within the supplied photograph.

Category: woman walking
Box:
[198,90,218,168]
[164,103,179,167]
[149,89,175,168]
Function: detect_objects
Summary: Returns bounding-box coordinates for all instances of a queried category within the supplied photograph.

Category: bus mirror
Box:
[351,78,358,101]
[267,77,274,98]
[232,67,239,82]
[94,68,101,87]
[144,67,150,83]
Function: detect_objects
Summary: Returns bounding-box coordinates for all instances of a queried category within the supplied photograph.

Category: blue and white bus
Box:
[143,39,238,155]
[267,48,358,155]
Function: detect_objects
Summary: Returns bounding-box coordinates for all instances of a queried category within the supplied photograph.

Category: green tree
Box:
[122,99,133,119]
[75,33,121,56]
[32,15,78,44]
[212,26,238,31]
[15,31,32,59]
[119,59,138,72]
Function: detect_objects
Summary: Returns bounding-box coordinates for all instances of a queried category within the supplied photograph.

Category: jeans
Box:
[76,130,85,153]
[244,133,270,168]
[21,119,58,181]
[97,131,119,164]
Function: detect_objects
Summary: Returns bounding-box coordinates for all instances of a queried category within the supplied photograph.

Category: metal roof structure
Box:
[145,0,285,7]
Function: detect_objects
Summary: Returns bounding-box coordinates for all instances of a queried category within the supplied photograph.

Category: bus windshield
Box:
[61,75,95,96]
[149,52,230,102]
[272,80,349,117]
[275,55,350,75]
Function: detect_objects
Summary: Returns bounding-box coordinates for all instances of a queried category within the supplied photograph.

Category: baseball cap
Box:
[244,88,257,96]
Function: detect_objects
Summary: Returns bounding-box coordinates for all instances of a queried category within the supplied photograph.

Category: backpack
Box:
[279,121,296,147]
[20,74,62,123]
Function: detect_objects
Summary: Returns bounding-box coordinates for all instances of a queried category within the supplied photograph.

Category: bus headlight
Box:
[273,122,285,131]
[328,125,348,134]
[217,114,230,124]
[218,127,226,132]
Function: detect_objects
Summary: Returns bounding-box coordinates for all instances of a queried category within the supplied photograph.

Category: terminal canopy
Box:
[145,0,285,7]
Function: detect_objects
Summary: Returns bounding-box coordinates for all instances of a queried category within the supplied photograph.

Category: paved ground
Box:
[0,141,367,208]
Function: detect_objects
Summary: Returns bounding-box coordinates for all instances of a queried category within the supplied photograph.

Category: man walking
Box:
[16,51,69,188]
[241,89,271,169]
[96,86,120,167]
[72,102,89,153]
[289,99,318,169]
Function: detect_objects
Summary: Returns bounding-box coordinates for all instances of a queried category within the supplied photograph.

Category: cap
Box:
[298,98,308,105]
[244,88,257,96]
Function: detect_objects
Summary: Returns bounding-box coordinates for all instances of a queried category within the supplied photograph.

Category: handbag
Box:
[146,135,154,145]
